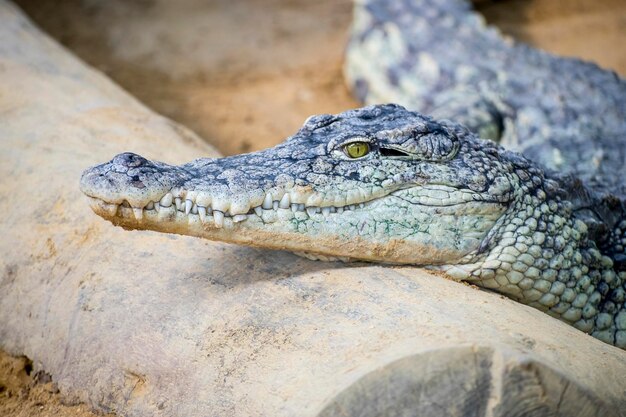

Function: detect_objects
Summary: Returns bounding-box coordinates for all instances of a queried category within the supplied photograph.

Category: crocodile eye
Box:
[344,142,370,158]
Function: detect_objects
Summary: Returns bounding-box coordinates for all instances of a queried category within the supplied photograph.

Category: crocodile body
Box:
[80,0,626,348]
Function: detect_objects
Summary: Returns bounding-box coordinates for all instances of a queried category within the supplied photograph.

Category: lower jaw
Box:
[88,197,504,265]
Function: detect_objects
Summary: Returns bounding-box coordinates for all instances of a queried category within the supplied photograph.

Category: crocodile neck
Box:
[439,177,626,345]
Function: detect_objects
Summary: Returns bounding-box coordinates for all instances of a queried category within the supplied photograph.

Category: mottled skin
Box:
[346,0,626,198]
[80,0,626,348]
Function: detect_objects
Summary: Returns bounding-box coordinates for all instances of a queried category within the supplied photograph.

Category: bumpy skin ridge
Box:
[80,0,626,348]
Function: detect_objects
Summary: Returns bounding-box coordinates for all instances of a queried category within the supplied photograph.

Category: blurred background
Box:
[14,0,626,156]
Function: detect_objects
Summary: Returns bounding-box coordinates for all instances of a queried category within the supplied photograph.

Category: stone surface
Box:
[0,2,625,417]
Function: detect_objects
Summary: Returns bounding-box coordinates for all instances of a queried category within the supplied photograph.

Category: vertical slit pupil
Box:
[346,142,370,158]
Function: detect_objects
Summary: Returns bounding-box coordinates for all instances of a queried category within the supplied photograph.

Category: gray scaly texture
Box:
[346,0,625,198]
[80,0,626,348]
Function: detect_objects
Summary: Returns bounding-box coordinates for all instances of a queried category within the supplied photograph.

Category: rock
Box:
[0,2,624,416]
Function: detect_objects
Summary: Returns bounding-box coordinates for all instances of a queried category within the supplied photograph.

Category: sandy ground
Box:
[2,0,625,416]
[0,352,114,417]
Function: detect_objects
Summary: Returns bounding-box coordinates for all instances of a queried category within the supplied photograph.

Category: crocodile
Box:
[80,0,626,348]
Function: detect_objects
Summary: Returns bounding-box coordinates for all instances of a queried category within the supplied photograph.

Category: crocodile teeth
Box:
[213,211,224,228]
[198,206,207,222]
[145,202,154,210]
[279,194,290,209]
[132,207,143,220]
[262,193,273,209]
[233,214,247,223]
[160,193,173,207]
[155,189,374,223]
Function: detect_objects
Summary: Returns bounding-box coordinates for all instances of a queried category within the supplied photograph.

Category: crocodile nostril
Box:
[130,174,146,189]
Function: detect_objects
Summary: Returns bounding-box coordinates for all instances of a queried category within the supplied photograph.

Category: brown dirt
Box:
[0,351,113,417]
[3,0,625,416]
[476,0,626,74]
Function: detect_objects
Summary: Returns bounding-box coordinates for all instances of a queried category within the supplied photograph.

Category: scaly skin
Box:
[346,0,626,198]
[81,105,626,348]
[80,0,626,348]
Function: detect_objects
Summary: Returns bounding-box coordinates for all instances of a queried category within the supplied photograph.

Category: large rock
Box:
[0,1,624,416]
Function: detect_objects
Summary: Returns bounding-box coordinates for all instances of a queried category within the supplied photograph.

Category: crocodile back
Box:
[345,0,626,203]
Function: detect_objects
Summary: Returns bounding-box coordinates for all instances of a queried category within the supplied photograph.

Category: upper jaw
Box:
[80,146,513,232]
[80,152,406,227]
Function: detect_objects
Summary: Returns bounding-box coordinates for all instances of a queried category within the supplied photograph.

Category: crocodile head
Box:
[81,104,527,264]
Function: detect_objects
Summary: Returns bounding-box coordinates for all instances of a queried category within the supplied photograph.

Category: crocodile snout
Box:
[80,152,187,213]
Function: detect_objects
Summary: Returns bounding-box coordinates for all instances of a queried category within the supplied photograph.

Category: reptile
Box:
[80,0,626,348]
